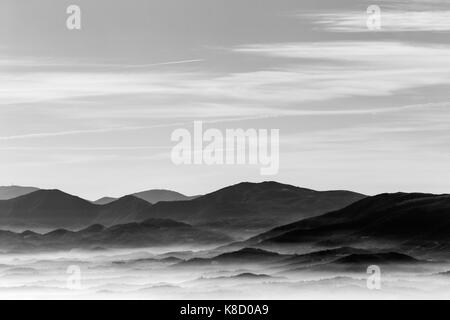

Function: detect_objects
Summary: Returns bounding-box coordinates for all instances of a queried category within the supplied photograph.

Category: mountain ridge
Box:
[93,189,200,205]
[134,181,366,235]
[0,217,231,252]
[0,182,366,235]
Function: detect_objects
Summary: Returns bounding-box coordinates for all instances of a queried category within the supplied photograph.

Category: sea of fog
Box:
[0,247,449,299]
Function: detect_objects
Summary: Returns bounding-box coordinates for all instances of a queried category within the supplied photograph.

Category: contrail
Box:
[90,59,204,69]
[2,59,204,69]
[0,122,188,141]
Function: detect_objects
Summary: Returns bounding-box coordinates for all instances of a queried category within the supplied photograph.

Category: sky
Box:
[0,0,449,200]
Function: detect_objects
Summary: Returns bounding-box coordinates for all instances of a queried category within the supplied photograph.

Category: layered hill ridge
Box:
[0,217,231,252]
[0,185,449,257]
[176,246,422,270]
[0,182,365,233]
[93,189,200,205]
[133,189,200,204]
[135,181,366,234]
[0,186,197,205]
[0,190,154,229]
[95,195,154,226]
[0,186,39,200]
[93,197,116,205]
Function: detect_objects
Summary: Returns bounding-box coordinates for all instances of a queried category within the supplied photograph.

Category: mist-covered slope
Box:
[0,218,231,252]
[245,192,450,253]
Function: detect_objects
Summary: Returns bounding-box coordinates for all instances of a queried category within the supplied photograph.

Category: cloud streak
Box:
[3,41,450,117]
[304,10,450,32]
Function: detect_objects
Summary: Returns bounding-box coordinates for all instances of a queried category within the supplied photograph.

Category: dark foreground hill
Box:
[245,192,450,254]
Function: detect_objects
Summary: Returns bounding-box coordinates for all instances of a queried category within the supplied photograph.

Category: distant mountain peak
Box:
[133,189,198,204]
[23,189,93,205]
[93,189,199,205]
[93,197,117,205]
[0,185,40,200]
[114,194,144,202]
[103,194,153,209]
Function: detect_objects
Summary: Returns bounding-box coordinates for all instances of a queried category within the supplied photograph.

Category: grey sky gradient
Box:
[1,0,449,200]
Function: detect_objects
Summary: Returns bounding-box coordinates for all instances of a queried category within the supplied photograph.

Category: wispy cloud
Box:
[3,41,450,117]
[0,114,282,141]
[304,10,450,32]
[233,41,450,100]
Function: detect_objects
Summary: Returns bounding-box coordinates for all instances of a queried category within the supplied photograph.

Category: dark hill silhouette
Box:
[0,190,155,229]
[0,182,364,234]
[215,247,284,261]
[247,192,450,253]
[94,195,154,226]
[135,181,365,234]
[0,190,97,228]
[178,247,289,267]
[176,246,421,272]
[0,218,231,252]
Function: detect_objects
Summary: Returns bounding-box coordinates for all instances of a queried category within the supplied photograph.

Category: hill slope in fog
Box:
[243,192,450,255]
[0,218,231,252]
[176,246,423,272]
